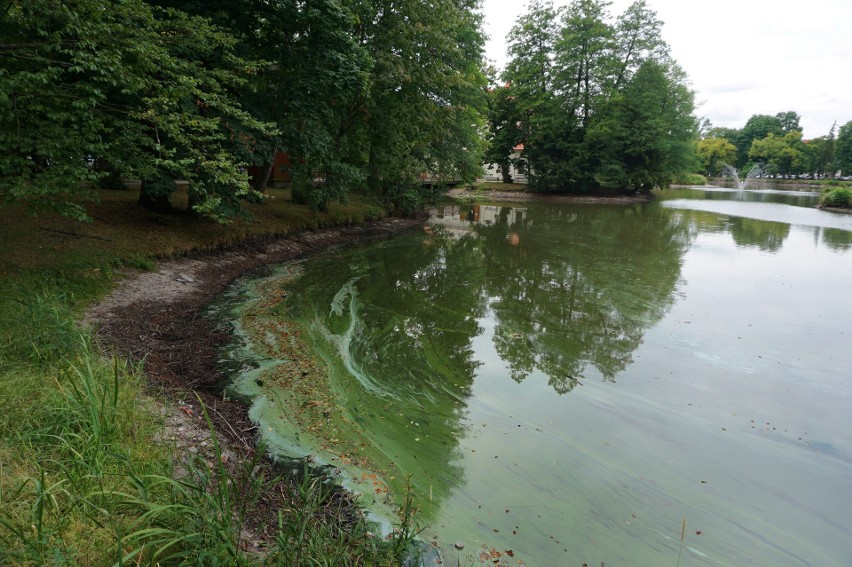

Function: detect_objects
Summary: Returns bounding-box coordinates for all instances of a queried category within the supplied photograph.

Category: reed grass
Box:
[266,467,420,567]
[0,344,161,564]
[0,329,421,565]
[676,516,687,567]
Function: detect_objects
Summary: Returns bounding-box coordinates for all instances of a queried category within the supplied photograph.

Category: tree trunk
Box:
[501,159,513,184]
[252,148,277,192]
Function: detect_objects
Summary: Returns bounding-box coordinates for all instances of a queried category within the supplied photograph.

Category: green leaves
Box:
[495,0,697,194]
[356,0,488,210]
[748,131,805,176]
[2,0,489,219]
[697,137,737,176]
[0,0,273,221]
[835,121,852,175]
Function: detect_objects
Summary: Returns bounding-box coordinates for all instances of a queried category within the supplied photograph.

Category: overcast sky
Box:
[480,0,852,139]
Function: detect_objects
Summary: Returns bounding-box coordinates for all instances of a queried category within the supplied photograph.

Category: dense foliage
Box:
[486,0,698,194]
[836,121,852,176]
[0,0,273,221]
[4,0,849,218]
[1,0,488,219]
[820,186,852,208]
[703,113,852,180]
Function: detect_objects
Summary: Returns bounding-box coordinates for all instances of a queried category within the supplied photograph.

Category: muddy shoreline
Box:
[85,215,428,544]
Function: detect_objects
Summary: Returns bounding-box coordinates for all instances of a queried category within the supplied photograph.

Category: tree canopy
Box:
[836,121,852,176]
[696,136,737,176]
[1,0,488,220]
[0,0,276,221]
[5,0,846,221]
[487,0,697,194]
[701,111,852,179]
[748,131,805,177]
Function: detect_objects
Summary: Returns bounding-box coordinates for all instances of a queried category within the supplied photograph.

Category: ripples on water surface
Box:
[212,186,852,566]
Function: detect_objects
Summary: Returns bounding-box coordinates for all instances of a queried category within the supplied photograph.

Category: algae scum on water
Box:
[211,194,852,566]
[210,247,478,535]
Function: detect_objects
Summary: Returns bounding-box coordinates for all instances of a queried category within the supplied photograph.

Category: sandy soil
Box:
[85,215,427,548]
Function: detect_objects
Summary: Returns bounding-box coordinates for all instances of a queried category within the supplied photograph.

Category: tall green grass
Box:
[0,283,164,565]
[0,188,426,565]
[107,397,276,566]
[0,279,422,565]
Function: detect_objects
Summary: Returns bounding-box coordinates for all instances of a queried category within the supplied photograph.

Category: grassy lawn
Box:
[1,188,384,274]
[0,189,417,566]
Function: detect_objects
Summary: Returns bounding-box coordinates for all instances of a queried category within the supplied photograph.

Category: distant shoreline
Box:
[446,187,652,204]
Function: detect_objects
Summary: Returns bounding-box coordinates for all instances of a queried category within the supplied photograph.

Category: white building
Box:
[482,144,528,184]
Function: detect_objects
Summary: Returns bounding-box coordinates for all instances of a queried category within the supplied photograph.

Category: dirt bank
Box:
[85,215,427,546]
[818,205,852,214]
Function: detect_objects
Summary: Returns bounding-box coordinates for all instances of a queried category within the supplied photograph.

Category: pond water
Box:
[213,186,852,566]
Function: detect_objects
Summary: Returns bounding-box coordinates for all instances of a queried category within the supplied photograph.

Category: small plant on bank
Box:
[671,172,707,186]
[117,254,156,271]
[266,467,422,566]
[112,396,265,566]
[820,186,852,208]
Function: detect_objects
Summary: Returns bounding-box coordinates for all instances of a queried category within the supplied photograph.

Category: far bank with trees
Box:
[484,0,699,194]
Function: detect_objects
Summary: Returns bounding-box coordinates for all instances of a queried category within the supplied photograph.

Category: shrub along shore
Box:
[0,188,427,566]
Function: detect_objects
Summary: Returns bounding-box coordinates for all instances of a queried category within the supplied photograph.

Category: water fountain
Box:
[721,163,764,190]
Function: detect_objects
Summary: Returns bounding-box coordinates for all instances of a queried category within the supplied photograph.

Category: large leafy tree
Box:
[152,0,370,212]
[835,121,852,176]
[350,0,488,212]
[706,126,742,156]
[503,0,616,192]
[735,114,784,167]
[497,0,696,193]
[611,0,668,91]
[775,110,801,134]
[696,136,737,176]
[748,131,805,176]
[483,82,522,183]
[0,0,270,221]
[504,0,560,108]
[555,0,613,128]
[280,1,370,211]
[501,0,561,185]
[802,123,835,177]
[588,60,697,192]
[528,0,615,192]
[3,0,489,219]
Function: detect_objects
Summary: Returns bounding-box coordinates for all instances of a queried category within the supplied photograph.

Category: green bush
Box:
[671,173,707,186]
[381,182,425,216]
[820,187,852,207]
